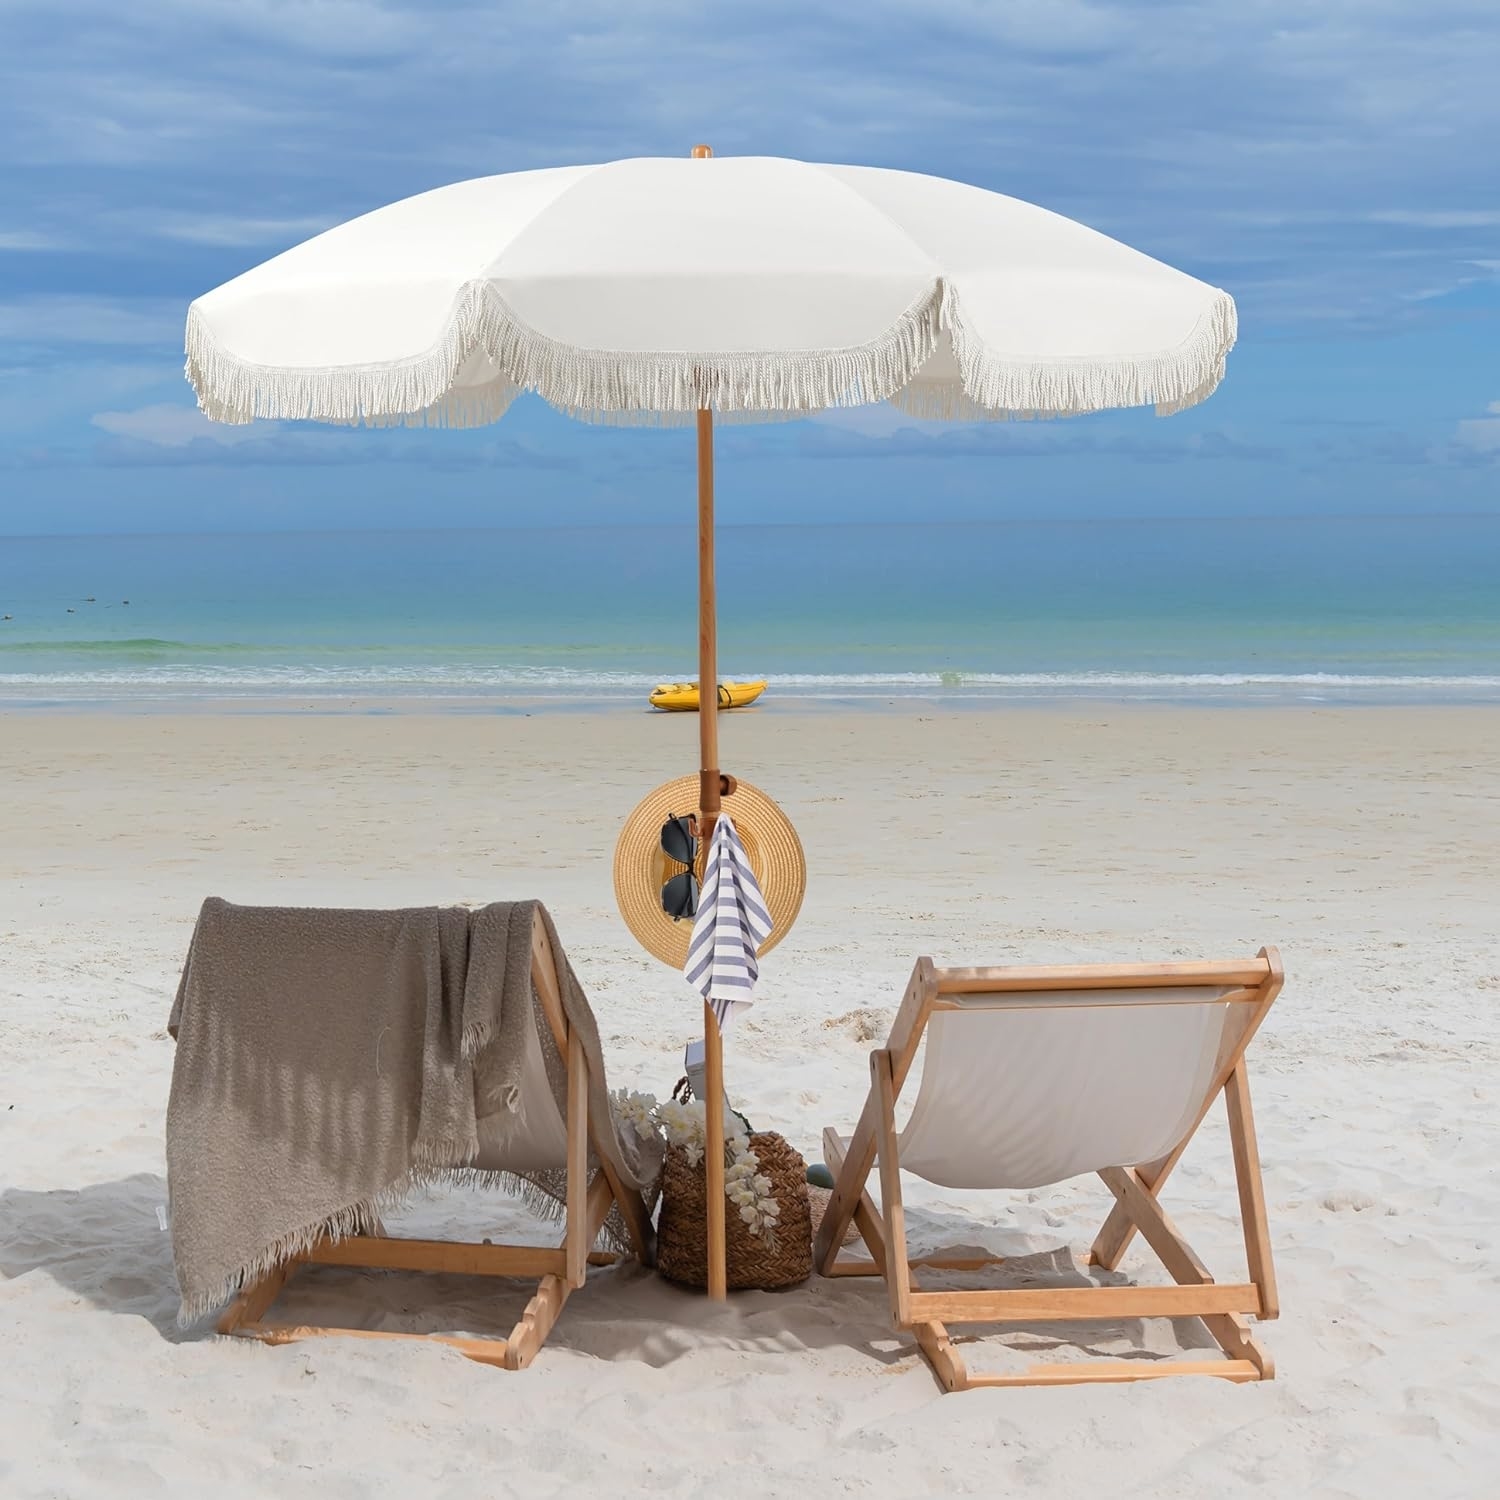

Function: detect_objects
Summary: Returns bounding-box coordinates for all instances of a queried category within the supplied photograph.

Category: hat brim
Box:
[613,774,807,970]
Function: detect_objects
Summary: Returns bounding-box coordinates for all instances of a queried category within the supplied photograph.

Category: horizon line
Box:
[4,510,1499,543]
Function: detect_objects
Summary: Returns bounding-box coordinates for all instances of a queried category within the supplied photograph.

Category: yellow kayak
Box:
[649,679,767,712]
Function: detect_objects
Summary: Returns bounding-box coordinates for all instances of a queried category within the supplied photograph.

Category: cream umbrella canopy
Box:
[184,148,1238,1299]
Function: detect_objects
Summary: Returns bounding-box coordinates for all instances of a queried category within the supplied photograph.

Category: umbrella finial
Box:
[691,144,713,159]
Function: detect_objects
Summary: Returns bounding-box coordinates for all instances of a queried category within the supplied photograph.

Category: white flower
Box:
[650,1095,781,1244]
[609,1089,662,1144]
[655,1098,707,1150]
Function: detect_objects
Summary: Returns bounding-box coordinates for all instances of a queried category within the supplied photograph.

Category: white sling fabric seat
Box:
[896,987,1234,1190]
[473,999,570,1172]
[814,951,1284,1391]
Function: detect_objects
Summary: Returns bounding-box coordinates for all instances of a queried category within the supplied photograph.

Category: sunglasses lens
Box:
[661,871,699,919]
[660,815,695,866]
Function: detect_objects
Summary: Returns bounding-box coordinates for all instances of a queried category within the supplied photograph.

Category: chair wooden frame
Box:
[216,911,657,1370]
[814,948,1283,1390]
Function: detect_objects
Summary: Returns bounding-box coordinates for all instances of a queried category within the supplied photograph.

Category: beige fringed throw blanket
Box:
[167,897,659,1323]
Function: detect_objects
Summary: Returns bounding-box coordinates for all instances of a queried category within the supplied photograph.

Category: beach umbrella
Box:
[184,147,1238,1298]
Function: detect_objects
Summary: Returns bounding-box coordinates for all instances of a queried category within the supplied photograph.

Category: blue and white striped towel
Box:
[684,812,773,1033]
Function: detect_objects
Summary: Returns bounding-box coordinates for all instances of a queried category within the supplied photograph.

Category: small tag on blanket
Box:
[155,1203,170,1231]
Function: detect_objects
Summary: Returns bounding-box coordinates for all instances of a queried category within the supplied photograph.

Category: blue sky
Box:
[1,1,1496,535]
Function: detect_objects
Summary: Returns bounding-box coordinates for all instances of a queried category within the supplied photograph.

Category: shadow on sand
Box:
[0,1173,192,1339]
[1,1177,1219,1377]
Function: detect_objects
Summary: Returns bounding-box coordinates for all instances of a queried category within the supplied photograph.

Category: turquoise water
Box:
[1,517,1497,705]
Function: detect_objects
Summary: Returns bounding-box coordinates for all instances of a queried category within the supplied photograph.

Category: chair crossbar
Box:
[936,959,1272,993]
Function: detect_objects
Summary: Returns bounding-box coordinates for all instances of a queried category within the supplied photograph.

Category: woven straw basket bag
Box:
[656,1132,813,1290]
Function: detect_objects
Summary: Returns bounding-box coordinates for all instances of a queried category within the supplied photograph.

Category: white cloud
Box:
[1456,400,1500,454]
[0,230,58,251]
[146,212,334,247]
[0,360,171,435]
[0,0,1496,339]
[90,403,258,447]
[0,296,183,346]
[1367,210,1500,229]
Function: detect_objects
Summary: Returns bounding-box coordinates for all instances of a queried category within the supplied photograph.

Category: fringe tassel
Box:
[888,384,1064,423]
[459,1016,495,1060]
[560,405,815,430]
[939,282,1237,418]
[184,282,942,428]
[180,1183,395,1326]
[184,278,1236,428]
[501,286,942,420]
[178,1160,633,1326]
[184,289,524,430]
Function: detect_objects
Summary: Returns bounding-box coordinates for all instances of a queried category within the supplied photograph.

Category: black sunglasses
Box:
[660,813,699,920]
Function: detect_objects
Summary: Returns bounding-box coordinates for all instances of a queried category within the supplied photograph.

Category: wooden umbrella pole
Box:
[691,142,727,1303]
[696,400,728,1302]
[696,409,721,839]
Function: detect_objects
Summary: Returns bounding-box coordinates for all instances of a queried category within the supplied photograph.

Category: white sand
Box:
[2,707,1497,1497]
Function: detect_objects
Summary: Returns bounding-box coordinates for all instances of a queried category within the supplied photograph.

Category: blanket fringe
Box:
[179,1181,396,1326]
[459,1016,496,1061]
[180,1163,628,1326]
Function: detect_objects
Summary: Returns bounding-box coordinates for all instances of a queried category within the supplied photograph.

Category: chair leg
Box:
[1208,1312,1275,1378]
[217,1260,294,1334]
[504,1275,569,1371]
[1087,1146,1183,1270]
[813,1093,880,1274]
[913,1321,968,1391]
[565,1030,589,1290]
[505,1168,616,1369]
[819,1126,889,1277]
[1224,1062,1279,1319]
[871,1049,912,1327]
[591,1143,656,1269]
[1098,1165,1274,1379]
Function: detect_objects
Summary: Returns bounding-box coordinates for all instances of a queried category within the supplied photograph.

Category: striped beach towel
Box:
[684,812,773,1033]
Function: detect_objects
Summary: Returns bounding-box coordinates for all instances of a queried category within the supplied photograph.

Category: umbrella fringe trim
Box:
[184,290,525,430]
[184,282,941,428]
[184,282,936,426]
[486,285,943,420]
[185,278,1236,427]
[940,282,1238,419]
[888,385,1067,423]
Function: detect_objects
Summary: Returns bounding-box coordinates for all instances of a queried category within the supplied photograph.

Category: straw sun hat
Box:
[613,774,807,969]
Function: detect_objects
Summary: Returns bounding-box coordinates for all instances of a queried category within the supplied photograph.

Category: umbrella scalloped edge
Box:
[940,282,1237,421]
[184,278,1237,430]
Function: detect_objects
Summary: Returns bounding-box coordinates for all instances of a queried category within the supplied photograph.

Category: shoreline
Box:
[6,689,1500,715]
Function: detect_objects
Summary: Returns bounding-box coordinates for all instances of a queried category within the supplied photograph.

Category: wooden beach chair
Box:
[814,949,1283,1390]
[216,910,656,1370]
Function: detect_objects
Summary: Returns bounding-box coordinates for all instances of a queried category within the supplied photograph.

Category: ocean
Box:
[2,516,1497,707]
